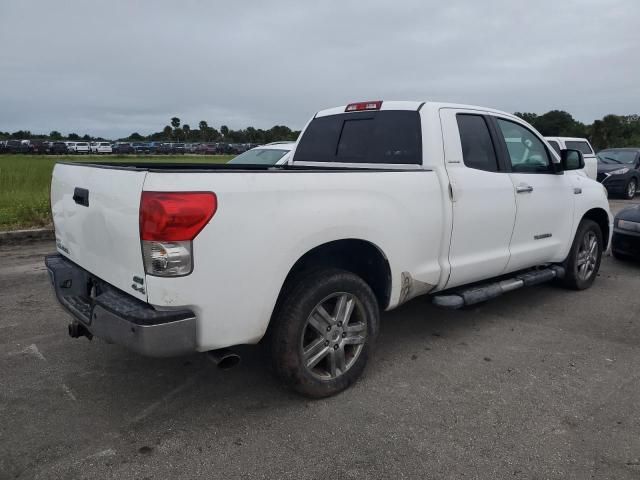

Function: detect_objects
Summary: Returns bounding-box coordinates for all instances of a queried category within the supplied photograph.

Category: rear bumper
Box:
[45,254,197,357]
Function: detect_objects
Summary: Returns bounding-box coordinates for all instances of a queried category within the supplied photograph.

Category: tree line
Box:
[514,111,640,151]
[0,117,300,144]
[1,112,639,150]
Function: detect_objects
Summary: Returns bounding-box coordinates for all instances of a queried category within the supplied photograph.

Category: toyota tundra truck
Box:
[46,100,612,398]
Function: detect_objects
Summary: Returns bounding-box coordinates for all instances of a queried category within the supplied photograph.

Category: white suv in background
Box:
[91,142,113,154]
[73,142,91,154]
[546,137,597,180]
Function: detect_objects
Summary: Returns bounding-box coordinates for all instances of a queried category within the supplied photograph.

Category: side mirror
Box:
[560,149,585,171]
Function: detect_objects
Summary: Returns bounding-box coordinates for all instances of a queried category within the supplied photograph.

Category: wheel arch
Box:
[275,239,393,313]
[582,207,610,249]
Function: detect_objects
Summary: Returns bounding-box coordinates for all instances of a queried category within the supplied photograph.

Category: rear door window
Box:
[565,141,593,155]
[456,114,499,172]
[294,110,422,164]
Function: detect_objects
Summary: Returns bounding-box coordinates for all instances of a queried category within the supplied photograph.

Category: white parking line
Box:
[21,343,47,361]
[129,373,201,424]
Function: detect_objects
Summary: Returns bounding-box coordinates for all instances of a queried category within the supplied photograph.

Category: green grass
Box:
[0,154,233,230]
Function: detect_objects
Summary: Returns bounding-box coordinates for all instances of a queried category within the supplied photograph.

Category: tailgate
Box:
[51,163,148,301]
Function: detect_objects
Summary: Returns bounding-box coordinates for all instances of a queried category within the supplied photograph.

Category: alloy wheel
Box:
[576,231,598,281]
[301,292,367,380]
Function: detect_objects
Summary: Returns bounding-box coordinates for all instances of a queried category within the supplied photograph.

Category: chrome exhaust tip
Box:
[207,348,241,370]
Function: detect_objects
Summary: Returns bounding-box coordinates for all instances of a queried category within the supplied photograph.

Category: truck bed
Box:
[59,161,424,173]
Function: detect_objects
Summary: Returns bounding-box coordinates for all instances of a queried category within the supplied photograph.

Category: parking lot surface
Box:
[2,199,640,479]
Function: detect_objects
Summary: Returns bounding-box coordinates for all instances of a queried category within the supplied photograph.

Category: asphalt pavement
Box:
[1,198,640,479]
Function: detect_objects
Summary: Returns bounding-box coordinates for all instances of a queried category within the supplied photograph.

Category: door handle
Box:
[516,184,534,194]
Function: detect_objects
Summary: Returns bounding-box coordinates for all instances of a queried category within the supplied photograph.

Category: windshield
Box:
[597,150,637,164]
[229,148,289,165]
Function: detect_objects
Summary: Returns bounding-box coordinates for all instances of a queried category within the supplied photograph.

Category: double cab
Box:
[46,100,612,397]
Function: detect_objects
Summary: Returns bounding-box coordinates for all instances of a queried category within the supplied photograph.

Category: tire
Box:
[270,268,379,398]
[624,178,637,200]
[560,219,603,290]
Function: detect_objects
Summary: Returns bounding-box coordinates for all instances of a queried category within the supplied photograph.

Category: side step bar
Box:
[432,266,565,310]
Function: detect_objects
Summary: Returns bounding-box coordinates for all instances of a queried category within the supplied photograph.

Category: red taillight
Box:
[345,100,383,112]
[140,192,217,241]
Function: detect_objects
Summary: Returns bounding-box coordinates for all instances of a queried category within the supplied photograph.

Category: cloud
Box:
[0,0,638,138]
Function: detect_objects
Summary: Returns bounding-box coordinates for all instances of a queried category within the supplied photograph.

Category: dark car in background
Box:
[156,143,174,154]
[30,140,50,154]
[5,140,30,153]
[612,205,640,260]
[147,142,164,154]
[172,143,186,154]
[112,142,134,154]
[48,141,69,154]
[132,142,151,154]
[215,142,235,154]
[196,143,218,155]
[597,148,640,200]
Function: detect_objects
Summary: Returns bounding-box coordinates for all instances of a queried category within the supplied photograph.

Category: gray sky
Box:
[1,0,639,139]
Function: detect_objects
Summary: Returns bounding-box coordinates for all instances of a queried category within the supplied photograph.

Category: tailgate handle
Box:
[73,187,89,207]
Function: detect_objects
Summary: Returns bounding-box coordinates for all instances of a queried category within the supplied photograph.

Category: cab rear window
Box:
[293,110,422,164]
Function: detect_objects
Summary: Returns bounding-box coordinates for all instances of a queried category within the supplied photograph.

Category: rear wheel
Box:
[561,219,603,290]
[270,268,379,398]
[624,178,637,200]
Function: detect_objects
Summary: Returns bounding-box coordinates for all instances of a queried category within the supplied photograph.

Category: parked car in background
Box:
[91,142,113,154]
[546,137,597,180]
[596,148,640,200]
[132,142,151,154]
[49,142,69,154]
[172,143,186,154]
[5,140,30,153]
[196,143,218,155]
[612,204,640,260]
[216,143,235,154]
[73,142,90,154]
[228,142,295,166]
[29,140,50,154]
[146,142,163,154]
[155,143,174,154]
[112,142,135,154]
[65,142,76,153]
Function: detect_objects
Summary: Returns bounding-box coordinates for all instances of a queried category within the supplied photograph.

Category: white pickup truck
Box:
[46,100,612,397]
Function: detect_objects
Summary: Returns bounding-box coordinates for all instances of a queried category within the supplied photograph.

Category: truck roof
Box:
[545,136,592,143]
[315,101,524,122]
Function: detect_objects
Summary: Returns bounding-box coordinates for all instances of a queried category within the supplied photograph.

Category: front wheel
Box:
[560,219,603,290]
[624,178,637,200]
[270,268,379,398]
